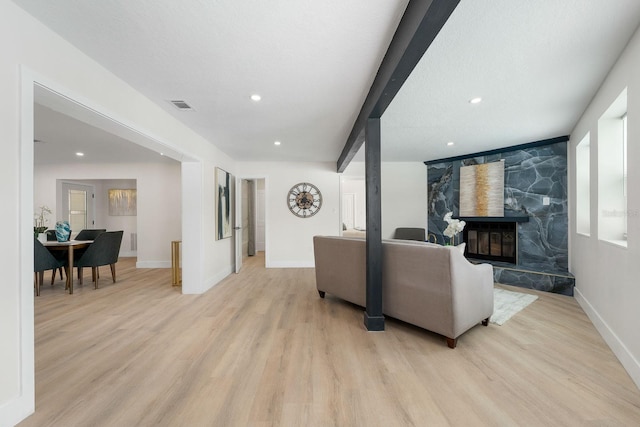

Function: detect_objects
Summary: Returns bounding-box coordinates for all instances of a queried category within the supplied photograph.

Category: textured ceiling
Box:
[381,0,640,161]
[17,0,408,164]
[13,0,640,165]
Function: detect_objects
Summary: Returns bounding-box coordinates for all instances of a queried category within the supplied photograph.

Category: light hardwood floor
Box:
[20,254,640,426]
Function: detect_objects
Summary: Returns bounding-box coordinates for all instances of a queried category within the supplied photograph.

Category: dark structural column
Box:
[364,117,384,331]
[335,0,460,331]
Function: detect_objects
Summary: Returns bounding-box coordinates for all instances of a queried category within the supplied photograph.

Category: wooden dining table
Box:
[43,240,93,294]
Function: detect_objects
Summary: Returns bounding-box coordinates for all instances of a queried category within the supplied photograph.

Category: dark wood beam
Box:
[364,117,384,331]
[337,0,460,173]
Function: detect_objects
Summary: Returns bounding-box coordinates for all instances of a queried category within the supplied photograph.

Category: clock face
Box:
[287,182,322,218]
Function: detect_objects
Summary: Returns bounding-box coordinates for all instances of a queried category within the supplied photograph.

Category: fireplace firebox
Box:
[462,220,518,264]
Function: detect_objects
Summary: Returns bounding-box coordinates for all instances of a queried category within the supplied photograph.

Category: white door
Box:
[61,182,95,235]
[234,176,243,273]
[342,193,355,230]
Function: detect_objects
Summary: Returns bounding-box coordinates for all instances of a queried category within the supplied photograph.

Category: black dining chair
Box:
[73,229,107,279]
[34,237,67,296]
[44,229,67,282]
[75,231,124,289]
[46,228,72,241]
[75,229,106,241]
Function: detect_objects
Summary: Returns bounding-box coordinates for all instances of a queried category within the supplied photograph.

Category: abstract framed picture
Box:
[459,160,504,217]
[108,189,137,216]
[215,167,232,240]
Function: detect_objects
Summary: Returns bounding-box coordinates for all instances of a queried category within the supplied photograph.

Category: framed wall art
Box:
[108,189,137,216]
[459,160,504,217]
[216,167,232,239]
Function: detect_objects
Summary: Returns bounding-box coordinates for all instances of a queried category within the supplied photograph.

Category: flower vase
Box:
[37,233,47,243]
[55,220,71,242]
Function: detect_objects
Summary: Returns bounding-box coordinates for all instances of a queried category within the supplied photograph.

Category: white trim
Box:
[599,238,628,249]
[7,65,37,427]
[574,287,640,389]
[136,260,171,269]
[267,261,315,268]
[116,251,136,258]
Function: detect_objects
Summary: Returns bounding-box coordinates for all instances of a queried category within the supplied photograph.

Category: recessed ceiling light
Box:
[251,94,262,102]
[76,152,84,157]
[447,141,455,146]
[274,141,281,146]
[469,97,482,104]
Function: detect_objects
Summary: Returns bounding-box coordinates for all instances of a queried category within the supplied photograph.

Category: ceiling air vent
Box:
[168,100,194,111]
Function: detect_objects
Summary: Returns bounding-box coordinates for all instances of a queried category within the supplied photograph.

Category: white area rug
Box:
[491,288,538,325]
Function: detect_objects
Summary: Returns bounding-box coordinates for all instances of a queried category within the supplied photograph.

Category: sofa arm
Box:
[449,254,494,338]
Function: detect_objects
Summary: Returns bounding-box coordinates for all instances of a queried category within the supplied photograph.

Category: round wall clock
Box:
[287,182,322,218]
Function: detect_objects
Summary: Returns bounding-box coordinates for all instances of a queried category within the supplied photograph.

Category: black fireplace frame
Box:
[460,216,528,265]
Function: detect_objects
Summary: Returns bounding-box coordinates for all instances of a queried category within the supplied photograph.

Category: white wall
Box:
[90,179,138,256]
[236,161,341,267]
[381,163,429,239]
[342,161,429,239]
[1,1,234,424]
[569,24,640,388]
[34,163,181,264]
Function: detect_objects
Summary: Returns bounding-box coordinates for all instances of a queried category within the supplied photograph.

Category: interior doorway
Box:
[235,177,266,272]
[340,177,366,235]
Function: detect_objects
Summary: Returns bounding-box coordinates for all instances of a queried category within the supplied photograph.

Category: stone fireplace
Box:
[426,138,573,294]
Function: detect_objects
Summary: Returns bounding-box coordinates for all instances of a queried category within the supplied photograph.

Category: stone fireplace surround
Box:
[426,138,575,295]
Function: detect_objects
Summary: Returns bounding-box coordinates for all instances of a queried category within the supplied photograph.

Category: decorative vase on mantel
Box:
[55,220,71,242]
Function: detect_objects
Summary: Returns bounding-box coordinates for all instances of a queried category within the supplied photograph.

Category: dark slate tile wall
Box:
[427,141,568,273]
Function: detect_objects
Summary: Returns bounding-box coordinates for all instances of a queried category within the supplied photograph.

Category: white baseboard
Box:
[135,260,171,268]
[119,251,136,258]
[0,395,34,427]
[574,287,640,389]
[266,260,315,268]
[202,267,233,292]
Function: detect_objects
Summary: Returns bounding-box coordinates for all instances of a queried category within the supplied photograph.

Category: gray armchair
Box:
[393,227,426,241]
[75,231,124,289]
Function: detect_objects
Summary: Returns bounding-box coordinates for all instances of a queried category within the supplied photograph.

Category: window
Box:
[597,88,627,246]
[69,189,87,232]
[576,133,590,236]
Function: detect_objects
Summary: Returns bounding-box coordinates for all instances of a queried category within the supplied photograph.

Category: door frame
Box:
[59,180,96,233]
[233,175,268,271]
[17,68,199,421]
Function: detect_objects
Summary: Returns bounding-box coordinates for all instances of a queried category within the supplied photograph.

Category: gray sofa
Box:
[313,236,494,348]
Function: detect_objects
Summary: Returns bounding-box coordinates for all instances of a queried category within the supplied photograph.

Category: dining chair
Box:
[73,229,107,279]
[47,228,72,241]
[34,237,67,296]
[75,229,106,241]
[44,229,67,282]
[75,231,124,289]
